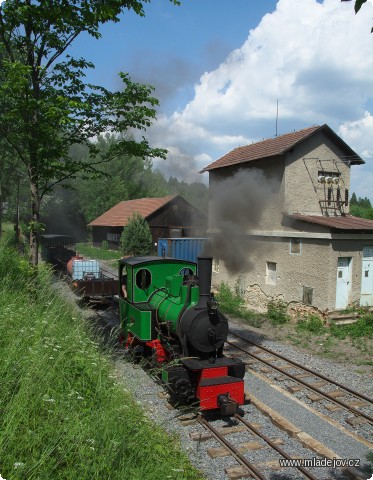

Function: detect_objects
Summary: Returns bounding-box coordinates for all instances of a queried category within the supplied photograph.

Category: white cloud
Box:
[339,112,373,199]
[150,0,373,198]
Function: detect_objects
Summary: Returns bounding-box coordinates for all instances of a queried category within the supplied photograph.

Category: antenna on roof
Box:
[275,99,279,138]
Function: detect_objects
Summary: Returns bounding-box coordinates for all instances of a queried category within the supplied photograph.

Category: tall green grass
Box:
[76,242,120,261]
[0,236,203,480]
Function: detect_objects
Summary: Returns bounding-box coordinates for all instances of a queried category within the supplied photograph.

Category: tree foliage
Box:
[354,0,369,14]
[344,0,373,32]
[350,192,373,219]
[120,212,152,256]
[73,135,169,223]
[350,193,372,208]
[41,135,208,237]
[354,0,373,34]
[0,0,179,265]
[167,176,209,214]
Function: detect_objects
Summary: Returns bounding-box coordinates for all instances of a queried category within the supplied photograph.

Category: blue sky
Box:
[70,0,373,200]
[71,0,279,107]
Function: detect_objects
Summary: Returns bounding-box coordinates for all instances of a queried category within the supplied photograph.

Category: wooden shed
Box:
[88,195,207,249]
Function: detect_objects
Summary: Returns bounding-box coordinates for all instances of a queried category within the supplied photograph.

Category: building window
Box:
[136,269,151,290]
[213,258,220,273]
[266,262,277,285]
[107,233,121,243]
[303,286,313,305]
[170,227,182,238]
[290,238,301,255]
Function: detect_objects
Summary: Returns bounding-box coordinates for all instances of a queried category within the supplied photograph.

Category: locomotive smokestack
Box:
[196,256,213,309]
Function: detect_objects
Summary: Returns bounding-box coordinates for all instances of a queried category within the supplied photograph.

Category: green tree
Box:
[73,135,168,223]
[0,46,19,237]
[167,176,208,214]
[354,0,369,14]
[359,196,372,209]
[0,0,178,266]
[41,135,169,235]
[0,149,14,237]
[120,212,152,256]
[350,192,358,205]
[349,192,373,219]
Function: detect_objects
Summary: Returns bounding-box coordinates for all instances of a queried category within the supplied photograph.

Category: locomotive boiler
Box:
[119,256,245,415]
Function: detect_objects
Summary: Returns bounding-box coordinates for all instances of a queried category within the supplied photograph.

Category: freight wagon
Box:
[41,234,119,302]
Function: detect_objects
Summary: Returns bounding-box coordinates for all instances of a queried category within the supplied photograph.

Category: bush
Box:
[216,282,264,327]
[267,298,290,325]
[296,315,325,334]
[217,282,244,314]
[120,213,152,256]
[330,315,373,339]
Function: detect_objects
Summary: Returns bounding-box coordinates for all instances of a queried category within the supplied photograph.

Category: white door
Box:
[360,247,373,306]
[335,257,351,309]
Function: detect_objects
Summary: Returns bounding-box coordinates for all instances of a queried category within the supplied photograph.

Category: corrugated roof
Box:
[88,195,177,227]
[287,214,373,231]
[201,124,364,172]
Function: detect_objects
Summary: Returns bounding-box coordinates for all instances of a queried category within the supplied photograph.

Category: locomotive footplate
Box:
[180,357,246,379]
[181,357,245,414]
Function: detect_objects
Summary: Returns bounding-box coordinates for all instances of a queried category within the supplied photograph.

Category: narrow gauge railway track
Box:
[198,414,319,480]
[226,331,373,427]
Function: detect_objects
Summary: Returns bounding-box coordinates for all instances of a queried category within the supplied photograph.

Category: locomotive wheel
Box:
[165,367,195,405]
[174,379,193,400]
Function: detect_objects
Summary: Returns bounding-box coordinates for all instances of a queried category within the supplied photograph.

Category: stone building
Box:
[201,124,373,312]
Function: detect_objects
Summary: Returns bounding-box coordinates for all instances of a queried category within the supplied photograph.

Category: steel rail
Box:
[229,330,373,404]
[235,414,319,480]
[197,416,267,480]
[226,338,373,425]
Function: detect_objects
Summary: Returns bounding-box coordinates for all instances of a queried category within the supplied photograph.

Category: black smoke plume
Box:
[204,168,278,274]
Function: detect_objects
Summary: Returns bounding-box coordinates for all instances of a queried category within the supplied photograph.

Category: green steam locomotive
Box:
[119,255,245,415]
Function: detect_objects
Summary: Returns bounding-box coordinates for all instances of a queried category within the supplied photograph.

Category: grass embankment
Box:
[76,242,120,271]
[0,236,203,480]
[76,242,120,261]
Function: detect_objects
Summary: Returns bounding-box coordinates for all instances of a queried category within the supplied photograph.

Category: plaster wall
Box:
[284,131,351,216]
[212,236,372,311]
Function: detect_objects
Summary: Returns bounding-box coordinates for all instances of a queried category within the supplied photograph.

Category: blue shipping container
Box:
[157,238,207,264]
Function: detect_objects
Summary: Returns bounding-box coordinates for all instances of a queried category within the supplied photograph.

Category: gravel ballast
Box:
[111,316,373,480]
[53,273,372,480]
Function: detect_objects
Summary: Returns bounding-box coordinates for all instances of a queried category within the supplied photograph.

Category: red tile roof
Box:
[287,214,373,231]
[201,124,364,172]
[88,195,177,227]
